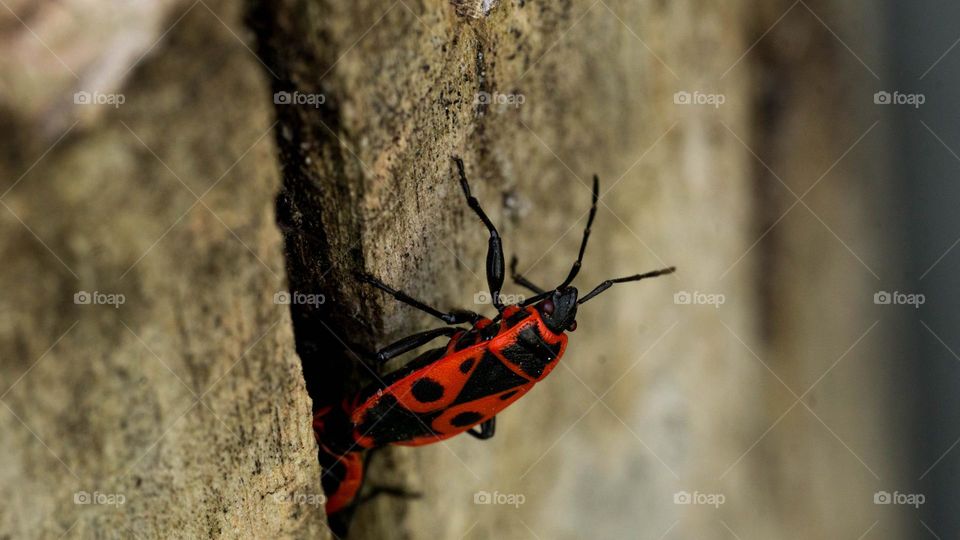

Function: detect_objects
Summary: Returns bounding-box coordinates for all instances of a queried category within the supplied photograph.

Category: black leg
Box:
[467,417,496,440]
[350,449,422,508]
[454,157,506,312]
[353,485,423,506]
[558,174,600,289]
[358,273,480,325]
[375,327,460,364]
[509,256,547,295]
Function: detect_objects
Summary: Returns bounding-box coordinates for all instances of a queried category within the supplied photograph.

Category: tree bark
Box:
[257,1,759,538]
[0,0,905,538]
[0,1,328,538]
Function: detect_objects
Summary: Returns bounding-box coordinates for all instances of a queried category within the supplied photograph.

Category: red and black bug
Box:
[314,157,675,514]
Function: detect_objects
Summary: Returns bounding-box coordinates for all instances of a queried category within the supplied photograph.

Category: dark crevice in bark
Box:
[247,2,382,535]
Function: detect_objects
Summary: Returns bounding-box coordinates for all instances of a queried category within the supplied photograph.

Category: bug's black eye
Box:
[542,298,555,315]
[567,320,577,332]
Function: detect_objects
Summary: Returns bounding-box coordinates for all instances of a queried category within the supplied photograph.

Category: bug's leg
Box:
[376,327,460,365]
[454,157,506,313]
[353,485,423,506]
[467,417,496,440]
[509,256,547,295]
[558,175,600,289]
[358,273,480,325]
[351,448,422,508]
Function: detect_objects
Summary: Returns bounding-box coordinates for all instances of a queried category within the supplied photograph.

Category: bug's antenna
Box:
[557,175,599,290]
[577,267,676,305]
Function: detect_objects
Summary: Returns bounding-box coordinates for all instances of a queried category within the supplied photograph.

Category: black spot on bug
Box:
[500,326,562,379]
[499,390,518,400]
[459,359,475,373]
[451,411,483,427]
[369,348,446,396]
[452,352,528,405]
[411,378,445,402]
[356,394,440,446]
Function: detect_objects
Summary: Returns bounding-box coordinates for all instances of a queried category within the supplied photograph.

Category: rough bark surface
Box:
[257,0,904,539]
[260,1,757,538]
[0,1,328,538]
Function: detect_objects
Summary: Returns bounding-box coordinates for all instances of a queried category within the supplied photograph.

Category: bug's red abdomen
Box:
[427,387,531,436]
[380,346,483,414]
[349,307,567,448]
[313,406,366,514]
[321,449,363,514]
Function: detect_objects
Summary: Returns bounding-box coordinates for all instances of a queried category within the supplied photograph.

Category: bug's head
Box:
[536,287,579,334]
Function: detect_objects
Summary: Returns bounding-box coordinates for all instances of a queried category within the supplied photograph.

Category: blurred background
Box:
[892,0,960,537]
[0,0,955,538]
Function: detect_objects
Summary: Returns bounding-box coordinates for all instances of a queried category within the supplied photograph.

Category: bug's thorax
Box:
[449,304,568,383]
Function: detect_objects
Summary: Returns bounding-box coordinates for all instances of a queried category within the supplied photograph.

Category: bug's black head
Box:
[536,287,579,334]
